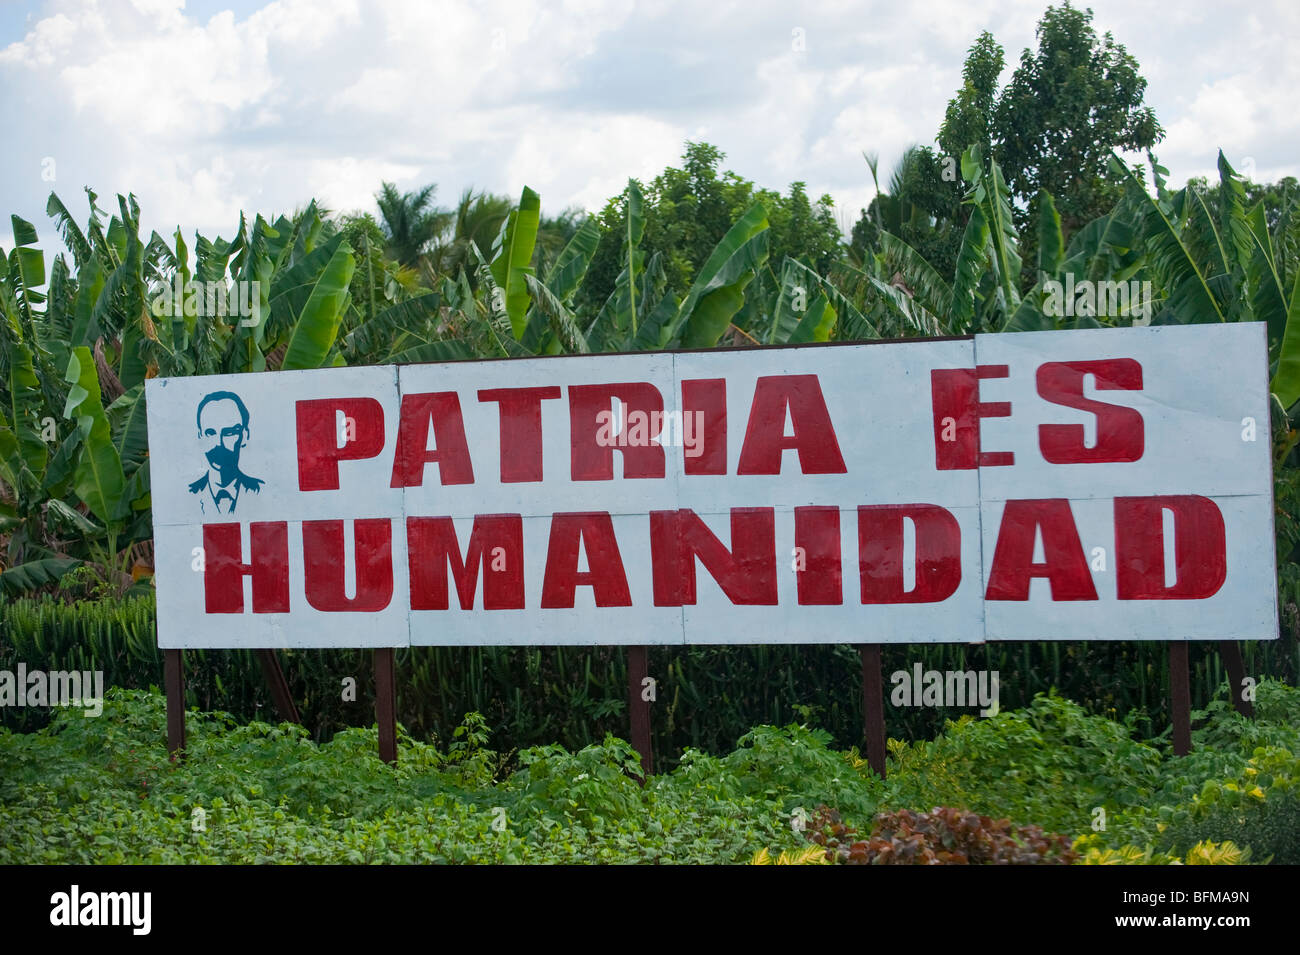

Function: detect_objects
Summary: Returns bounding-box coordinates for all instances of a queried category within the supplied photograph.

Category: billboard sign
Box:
[145,324,1278,648]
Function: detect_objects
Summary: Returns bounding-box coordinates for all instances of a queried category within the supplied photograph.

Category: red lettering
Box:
[1115,495,1226,599]
[390,392,475,488]
[202,522,290,613]
[302,519,394,612]
[930,364,1013,469]
[682,377,727,475]
[1037,359,1144,464]
[296,398,385,492]
[795,505,842,605]
[650,508,777,605]
[737,375,846,474]
[540,512,632,607]
[478,387,562,483]
[985,499,1097,600]
[858,504,961,604]
[569,383,665,480]
[407,515,525,610]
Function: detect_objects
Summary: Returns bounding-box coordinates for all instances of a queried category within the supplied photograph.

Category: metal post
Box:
[165,649,186,759]
[860,644,887,778]
[627,645,653,778]
[375,648,397,764]
[1217,641,1255,719]
[256,649,301,724]
[1169,641,1192,756]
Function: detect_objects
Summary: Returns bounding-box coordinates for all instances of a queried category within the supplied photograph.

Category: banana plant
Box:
[61,345,150,584]
[1001,188,1145,332]
[489,185,542,339]
[863,145,1024,335]
[759,255,880,344]
[0,341,70,573]
[0,216,90,588]
[659,203,770,349]
[521,215,600,355]
[1104,151,1300,412]
[586,180,649,350]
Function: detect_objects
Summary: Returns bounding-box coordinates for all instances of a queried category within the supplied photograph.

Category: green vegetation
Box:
[2,3,1299,618]
[2,683,1296,864]
[4,594,1295,757]
[7,139,1300,601]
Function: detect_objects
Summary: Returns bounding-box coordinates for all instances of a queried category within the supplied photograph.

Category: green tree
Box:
[937,3,1163,269]
[427,188,512,283]
[766,181,841,275]
[996,4,1162,235]
[938,31,1004,174]
[325,211,422,339]
[850,146,963,278]
[580,142,843,316]
[375,182,450,269]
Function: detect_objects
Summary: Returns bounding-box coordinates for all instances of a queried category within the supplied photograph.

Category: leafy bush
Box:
[794,805,1076,865]
[881,692,1164,837]
[4,683,1300,864]
[1152,746,1300,864]
[1074,836,1250,865]
[0,689,816,864]
[11,594,1293,768]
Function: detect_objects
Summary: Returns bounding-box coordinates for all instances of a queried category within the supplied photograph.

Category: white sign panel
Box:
[145,324,1278,648]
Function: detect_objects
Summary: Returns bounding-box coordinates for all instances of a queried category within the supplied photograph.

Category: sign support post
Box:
[859,644,887,778]
[255,649,301,724]
[627,645,652,778]
[375,648,397,764]
[1169,640,1192,755]
[1218,641,1254,718]
[165,648,186,758]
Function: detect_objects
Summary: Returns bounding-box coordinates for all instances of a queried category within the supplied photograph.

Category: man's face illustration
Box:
[199,399,246,482]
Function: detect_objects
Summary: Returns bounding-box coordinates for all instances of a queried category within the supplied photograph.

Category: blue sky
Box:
[1,0,1296,252]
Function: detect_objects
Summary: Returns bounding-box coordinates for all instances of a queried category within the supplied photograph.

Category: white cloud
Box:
[0,0,1296,263]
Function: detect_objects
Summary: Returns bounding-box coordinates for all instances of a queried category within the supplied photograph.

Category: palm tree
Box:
[534,206,588,276]
[851,146,964,279]
[375,181,450,269]
[428,188,513,280]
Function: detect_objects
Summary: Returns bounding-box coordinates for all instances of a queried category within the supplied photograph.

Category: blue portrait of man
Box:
[189,391,264,515]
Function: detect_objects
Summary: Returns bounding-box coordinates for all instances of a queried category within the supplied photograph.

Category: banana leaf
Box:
[279,238,356,371]
[490,186,542,338]
[62,346,127,525]
[668,203,769,348]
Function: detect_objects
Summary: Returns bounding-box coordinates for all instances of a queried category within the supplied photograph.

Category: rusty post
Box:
[627,645,653,778]
[165,649,186,759]
[375,648,397,764]
[860,644,887,778]
[1217,641,1255,719]
[1169,641,1192,756]
[256,649,301,725]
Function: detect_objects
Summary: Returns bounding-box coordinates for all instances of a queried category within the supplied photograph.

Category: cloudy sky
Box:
[1,0,1296,253]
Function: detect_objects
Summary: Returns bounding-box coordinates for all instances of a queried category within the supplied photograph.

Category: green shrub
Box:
[4,681,1299,864]
[881,692,1163,836]
[5,593,1296,767]
[1153,746,1300,864]
[1074,835,1250,865]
